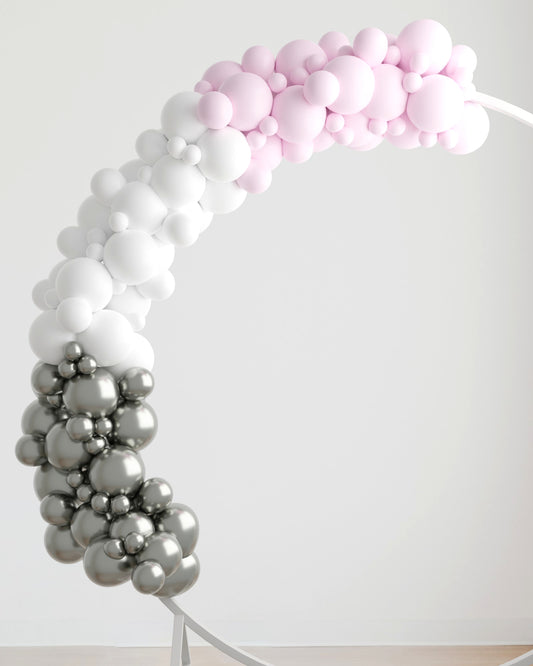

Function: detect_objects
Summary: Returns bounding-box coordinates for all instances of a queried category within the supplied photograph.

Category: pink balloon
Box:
[220,72,273,131]
[246,130,266,151]
[252,135,283,170]
[363,64,407,121]
[448,102,490,155]
[282,140,314,163]
[259,116,278,136]
[318,31,350,60]
[333,127,354,145]
[242,45,275,79]
[444,45,477,77]
[237,160,273,193]
[325,113,344,133]
[271,85,326,144]
[386,114,421,149]
[350,134,383,151]
[353,27,388,67]
[202,61,242,90]
[343,113,375,148]
[324,56,375,115]
[303,70,340,107]
[313,129,335,152]
[275,39,326,81]
[384,45,401,66]
[406,74,464,133]
[268,72,287,93]
[396,19,452,75]
[197,91,233,129]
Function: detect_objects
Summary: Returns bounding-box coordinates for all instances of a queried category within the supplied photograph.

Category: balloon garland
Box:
[15,18,533,608]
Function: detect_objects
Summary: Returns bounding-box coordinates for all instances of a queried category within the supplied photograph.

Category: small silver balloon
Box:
[83,537,134,586]
[63,368,119,418]
[71,504,110,548]
[31,362,64,396]
[119,368,154,401]
[104,538,126,560]
[76,484,94,503]
[45,421,92,471]
[110,494,130,516]
[110,511,154,540]
[154,553,200,598]
[91,492,110,514]
[34,463,75,500]
[137,532,182,576]
[94,417,113,437]
[40,493,76,526]
[15,435,46,466]
[47,394,63,409]
[111,401,157,451]
[45,525,85,563]
[66,470,84,489]
[66,416,94,442]
[84,436,107,455]
[155,503,199,558]
[22,400,58,437]
[64,341,83,362]
[58,360,77,379]
[137,478,173,514]
[78,355,97,375]
[132,560,165,594]
[88,445,145,496]
[124,531,145,555]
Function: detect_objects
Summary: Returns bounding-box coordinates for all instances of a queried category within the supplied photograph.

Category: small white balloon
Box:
[103,230,159,285]
[111,182,167,234]
[150,155,206,209]
[119,159,145,182]
[44,289,59,308]
[136,129,168,165]
[197,128,251,183]
[200,180,247,214]
[49,260,68,283]
[106,333,155,377]
[108,286,151,317]
[77,196,110,232]
[138,271,175,301]
[32,280,51,310]
[161,91,207,143]
[108,212,129,233]
[86,228,108,245]
[86,243,104,261]
[167,136,187,159]
[182,144,202,166]
[56,297,93,333]
[57,226,87,259]
[77,309,134,367]
[29,311,74,364]
[91,169,127,204]
[56,257,113,312]
[160,211,200,247]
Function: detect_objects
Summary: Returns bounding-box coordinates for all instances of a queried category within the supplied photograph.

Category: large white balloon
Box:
[103,230,159,285]
[77,309,134,366]
[154,237,175,271]
[200,180,247,214]
[91,169,127,204]
[135,129,168,165]
[29,311,74,364]
[150,156,206,210]
[111,182,167,234]
[138,271,175,301]
[197,128,251,183]
[106,333,155,378]
[108,286,151,317]
[55,258,113,312]
[77,196,110,232]
[56,297,93,334]
[161,91,207,143]
[57,226,87,259]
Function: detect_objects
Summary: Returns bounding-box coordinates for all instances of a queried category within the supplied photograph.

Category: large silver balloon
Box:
[83,537,135,586]
[45,525,85,563]
[137,532,182,576]
[40,493,76,526]
[21,400,58,437]
[111,401,157,451]
[34,463,75,500]
[155,503,199,557]
[109,511,154,540]
[15,435,46,466]
[119,368,154,401]
[132,560,165,594]
[88,446,145,496]
[45,422,92,471]
[154,553,200,598]
[63,368,119,418]
[31,362,64,396]
[137,478,173,514]
[71,504,110,548]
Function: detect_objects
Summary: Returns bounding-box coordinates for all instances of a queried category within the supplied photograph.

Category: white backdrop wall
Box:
[1,0,533,647]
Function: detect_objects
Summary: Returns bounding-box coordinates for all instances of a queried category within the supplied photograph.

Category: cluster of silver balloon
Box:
[16,341,200,596]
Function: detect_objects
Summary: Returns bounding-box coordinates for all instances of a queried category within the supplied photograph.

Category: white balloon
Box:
[108,286,151,317]
[161,91,207,143]
[91,169,127,204]
[44,289,59,308]
[150,155,206,209]
[86,243,104,261]
[160,210,200,247]
[119,159,145,182]
[77,196,110,232]
[136,129,168,165]
[200,180,247,214]
[56,257,113,312]
[77,309,134,366]
[138,271,175,301]
[32,279,50,310]
[49,260,68,283]
[153,237,175,271]
[106,334,154,377]
[197,128,251,182]
[57,226,87,259]
[111,182,167,234]
[86,228,108,245]
[103,230,159,285]
[29,311,73,364]
[56,297,93,333]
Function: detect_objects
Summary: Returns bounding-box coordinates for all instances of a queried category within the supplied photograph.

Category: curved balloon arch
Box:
[15,18,533,666]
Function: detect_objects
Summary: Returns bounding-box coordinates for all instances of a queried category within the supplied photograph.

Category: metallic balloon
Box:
[84,436,106,455]
[45,421,92,471]
[34,463,75,500]
[64,341,83,362]
[45,525,85,563]
[66,470,84,489]
[111,401,157,451]
[137,478,173,514]
[47,394,63,409]
[76,484,94,503]
[31,362,64,396]
[40,493,76,526]
[110,494,130,515]
[132,560,165,594]
[94,417,113,437]
[58,360,77,379]
[91,492,110,514]
[83,537,134,586]
[66,416,94,442]
[155,503,199,558]
[15,435,46,466]
[88,446,145,496]
[137,532,182,576]
[124,532,145,555]
[22,400,58,437]
[104,538,126,560]
[154,553,200,598]
[109,511,154,540]
[71,504,110,548]
[63,368,119,418]
[118,367,154,401]
[78,355,97,375]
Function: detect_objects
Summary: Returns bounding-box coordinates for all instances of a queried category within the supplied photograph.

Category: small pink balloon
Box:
[271,85,326,143]
[324,56,375,115]
[268,72,287,93]
[237,160,273,193]
[419,131,437,148]
[384,45,401,66]
[325,113,344,133]
[353,27,388,67]
[246,130,266,151]
[387,116,406,136]
[306,53,327,73]
[194,80,212,94]
[364,64,407,121]
[396,19,452,75]
[289,67,309,85]
[350,134,383,151]
[220,72,273,131]
[406,74,464,133]
[386,114,421,149]
[282,140,314,163]
[252,135,283,170]
[313,129,335,152]
[202,61,242,90]
[448,102,490,155]
[402,72,422,93]
[338,45,354,56]
[275,40,327,80]
[242,45,275,79]
[197,91,233,129]
[333,127,354,145]
[368,118,387,136]
[343,112,376,148]
[259,116,278,136]
[318,31,350,60]
[303,70,340,107]
[444,45,477,76]
[438,129,458,150]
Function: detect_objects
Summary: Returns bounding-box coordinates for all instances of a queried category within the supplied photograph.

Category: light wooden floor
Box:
[1,646,532,666]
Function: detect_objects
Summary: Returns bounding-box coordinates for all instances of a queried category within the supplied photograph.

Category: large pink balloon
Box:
[396,19,452,75]
[448,102,490,155]
[271,85,326,144]
[324,56,375,115]
[363,64,407,121]
[406,74,464,133]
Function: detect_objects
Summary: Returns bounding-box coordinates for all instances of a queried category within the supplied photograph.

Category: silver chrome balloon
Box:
[137,478,173,514]
[84,436,106,455]
[132,560,165,594]
[15,435,46,466]
[31,362,64,396]
[76,484,94,503]
[45,421,92,471]
[66,416,94,442]
[109,511,154,540]
[83,537,135,586]
[58,360,77,379]
[154,553,201,598]
[111,401,157,451]
[110,494,130,515]
[40,493,76,526]
[94,417,113,437]
[71,504,110,548]
[104,538,126,560]
[88,446,145,496]
[66,470,84,489]
[118,368,154,401]
[137,532,182,576]
[34,463,75,500]
[47,394,63,409]
[91,492,110,514]
[63,368,119,418]
[78,355,97,375]
[155,503,199,558]
[44,525,85,563]
[64,341,83,362]
[124,532,145,555]
[21,400,58,437]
